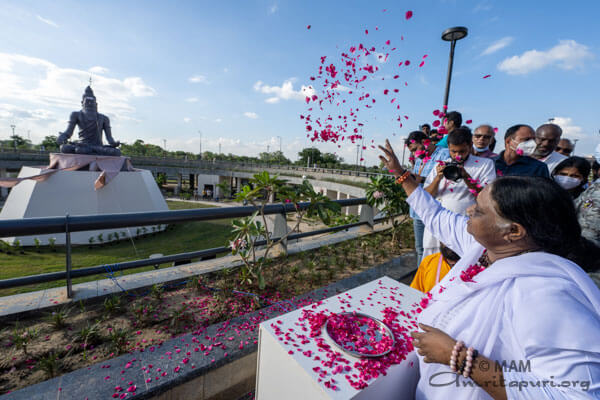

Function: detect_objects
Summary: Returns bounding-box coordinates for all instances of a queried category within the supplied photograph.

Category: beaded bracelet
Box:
[462,347,478,378]
[449,340,464,373]
[395,170,411,184]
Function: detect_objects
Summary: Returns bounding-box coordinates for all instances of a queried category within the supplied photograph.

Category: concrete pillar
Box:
[358,204,375,233]
[0,168,7,199]
[272,212,289,254]
[175,173,182,195]
[347,195,359,216]
[325,189,337,201]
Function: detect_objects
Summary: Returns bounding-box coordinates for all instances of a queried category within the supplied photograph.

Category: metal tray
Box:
[323,312,395,358]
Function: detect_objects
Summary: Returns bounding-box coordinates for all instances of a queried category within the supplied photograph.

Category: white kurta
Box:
[407,186,600,399]
[540,151,567,175]
[421,155,496,258]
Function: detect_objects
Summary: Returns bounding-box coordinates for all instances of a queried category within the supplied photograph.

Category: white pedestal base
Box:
[256,277,423,400]
[0,166,168,245]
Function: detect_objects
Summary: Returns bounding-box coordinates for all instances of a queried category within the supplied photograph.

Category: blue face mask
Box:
[473,144,489,153]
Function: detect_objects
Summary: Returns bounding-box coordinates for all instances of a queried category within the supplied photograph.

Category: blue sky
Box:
[0,0,598,165]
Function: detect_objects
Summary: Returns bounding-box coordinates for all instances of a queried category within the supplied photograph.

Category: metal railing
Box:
[0,149,393,179]
[0,197,384,298]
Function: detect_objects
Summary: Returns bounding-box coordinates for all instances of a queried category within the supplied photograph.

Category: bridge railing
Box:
[0,197,392,298]
[0,150,393,179]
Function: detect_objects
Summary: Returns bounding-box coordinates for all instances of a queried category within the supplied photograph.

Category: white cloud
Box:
[482,37,513,56]
[550,117,586,139]
[268,4,278,14]
[183,117,191,123]
[498,40,593,75]
[0,52,156,122]
[254,79,316,103]
[189,75,208,84]
[473,1,492,12]
[89,66,109,75]
[244,112,259,119]
[214,118,222,123]
[36,15,58,28]
[185,97,199,103]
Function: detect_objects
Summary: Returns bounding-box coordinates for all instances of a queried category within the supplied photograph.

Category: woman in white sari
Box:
[379,140,600,399]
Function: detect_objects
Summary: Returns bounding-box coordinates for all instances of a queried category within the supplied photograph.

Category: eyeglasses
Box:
[556,147,573,153]
[473,134,493,140]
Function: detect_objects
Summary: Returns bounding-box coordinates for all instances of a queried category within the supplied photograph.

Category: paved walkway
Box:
[0,222,396,319]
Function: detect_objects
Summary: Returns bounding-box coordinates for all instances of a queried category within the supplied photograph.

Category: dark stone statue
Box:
[57,86,121,156]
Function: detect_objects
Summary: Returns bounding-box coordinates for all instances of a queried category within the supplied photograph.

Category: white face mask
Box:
[554,175,581,190]
[473,144,489,152]
[511,138,537,157]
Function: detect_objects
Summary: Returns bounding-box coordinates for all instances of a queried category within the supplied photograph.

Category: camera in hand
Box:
[442,162,462,182]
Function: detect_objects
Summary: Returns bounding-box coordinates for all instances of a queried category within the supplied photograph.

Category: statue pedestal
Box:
[0,166,168,245]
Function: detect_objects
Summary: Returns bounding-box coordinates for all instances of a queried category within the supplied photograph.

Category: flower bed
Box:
[0,227,414,395]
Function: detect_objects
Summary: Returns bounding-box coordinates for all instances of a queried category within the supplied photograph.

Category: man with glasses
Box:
[532,123,567,174]
[472,124,498,158]
[556,138,574,157]
[495,124,550,178]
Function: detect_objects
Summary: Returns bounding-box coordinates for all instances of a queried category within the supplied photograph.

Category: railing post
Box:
[272,206,289,254]
[358,204,375,233]
[65,214,73,298]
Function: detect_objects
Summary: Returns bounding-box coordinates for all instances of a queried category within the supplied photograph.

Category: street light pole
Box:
[441,27,468,112]
[198,130,202,159]
[10,125,16,150]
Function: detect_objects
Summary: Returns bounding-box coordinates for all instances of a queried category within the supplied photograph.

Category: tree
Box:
[259,151,291,165]
[41,135,59,151]
[296,147,322,166]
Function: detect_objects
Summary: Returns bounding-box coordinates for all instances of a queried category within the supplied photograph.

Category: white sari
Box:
[407,186,600,399]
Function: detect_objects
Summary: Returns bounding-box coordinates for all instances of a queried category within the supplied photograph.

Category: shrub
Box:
[37,352,59,378]
[108,328,130,354]
[47,306,70,329]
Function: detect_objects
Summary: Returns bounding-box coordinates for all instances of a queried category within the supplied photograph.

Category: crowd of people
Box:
[375,112,600,398]
[403,111,599,293]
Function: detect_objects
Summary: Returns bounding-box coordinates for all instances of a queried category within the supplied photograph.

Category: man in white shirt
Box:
[421,128,496,257]
[532,123,567,174]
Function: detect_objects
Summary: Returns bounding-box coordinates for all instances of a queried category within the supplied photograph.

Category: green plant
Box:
[33,238,41,252]
[97,233,104,244]
[12,239,24,254]
[78,300,86,313]
[168,304,191,333]
[108,327,130,354]
[88,236,95,248]
[37,352,59,378]
[47,306,70,329]
[103,295,122,315]
[1,240,13,254]
[150,284,164,302]
[77,322,101,345]
[12,324,39,354]
[366,175,409,244]
[120,231,127,239]
[48,237,56,251]
[132,301,155,327]
[230,172,341,289]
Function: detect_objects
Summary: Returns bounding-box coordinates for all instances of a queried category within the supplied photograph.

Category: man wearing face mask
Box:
[494,124,550,178]
[532,123,567,174]
[471,124,498,158]
[422,128,496,257]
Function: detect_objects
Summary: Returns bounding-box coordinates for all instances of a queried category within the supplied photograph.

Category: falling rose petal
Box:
[493,127,499,133]
[483,74,491,79]
[433,109,440,116]
[385,40,391,45]
[365,29,369,35]
[404,60,410,66]
[307,25,311,30]
[405,10,413,19]
[419,61,425,67]
[423,54,428,59]
[432,120,440,127]
[465,120,472,124]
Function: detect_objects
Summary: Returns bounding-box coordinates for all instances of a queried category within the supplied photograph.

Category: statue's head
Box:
[81,86,98,112]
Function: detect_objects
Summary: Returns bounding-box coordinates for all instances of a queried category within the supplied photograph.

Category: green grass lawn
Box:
[0,200,234,296]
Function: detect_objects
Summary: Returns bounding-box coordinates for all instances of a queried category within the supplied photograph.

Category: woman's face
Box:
[466,186,509,249]
[556,166,584,181]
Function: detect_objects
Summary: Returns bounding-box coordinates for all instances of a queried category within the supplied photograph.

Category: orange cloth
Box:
[410,253,452,293]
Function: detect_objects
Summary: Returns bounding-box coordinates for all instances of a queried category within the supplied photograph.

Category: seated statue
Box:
[57,86,122,157]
